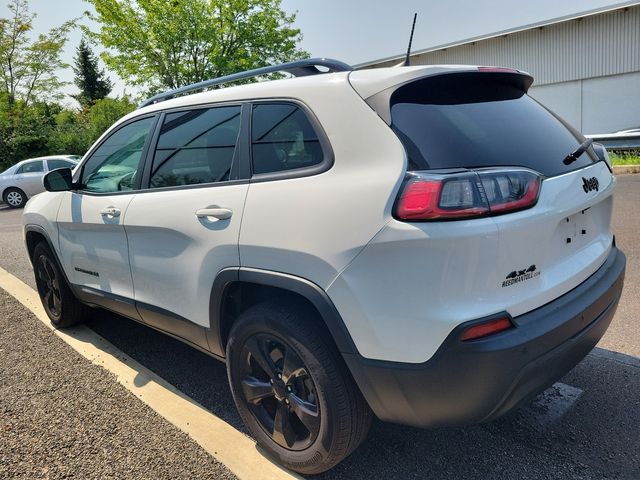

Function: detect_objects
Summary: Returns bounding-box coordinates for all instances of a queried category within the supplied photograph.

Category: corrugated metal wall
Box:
[372,5,640,86]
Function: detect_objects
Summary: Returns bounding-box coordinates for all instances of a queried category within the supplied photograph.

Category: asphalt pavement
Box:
[0,289,236,480]
[1,175,639,479]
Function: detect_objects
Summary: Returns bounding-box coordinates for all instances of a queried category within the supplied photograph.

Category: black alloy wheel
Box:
[240,333,321,450]
[226,300,372,474]
[35,254,62,319]
[32,242,87,327]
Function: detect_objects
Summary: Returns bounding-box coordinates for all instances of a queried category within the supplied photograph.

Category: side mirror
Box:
[43,168,74,192]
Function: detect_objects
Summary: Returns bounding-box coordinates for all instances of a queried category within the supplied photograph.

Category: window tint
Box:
[82,117,154,193]
[16,161,44,174]
[47,159,75,170]
[390,73,595,177]
[150,106,241,188]
[251,104,323,175]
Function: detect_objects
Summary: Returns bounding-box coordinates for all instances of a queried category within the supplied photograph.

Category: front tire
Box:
[3,187,27,208]
[33,242,87,328]
[226,300,372,474]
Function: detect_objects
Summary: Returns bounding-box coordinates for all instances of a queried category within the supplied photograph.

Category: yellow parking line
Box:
[0,266,299,480]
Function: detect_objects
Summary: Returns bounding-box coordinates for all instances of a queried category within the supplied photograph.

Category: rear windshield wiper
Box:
[563,138,593,165]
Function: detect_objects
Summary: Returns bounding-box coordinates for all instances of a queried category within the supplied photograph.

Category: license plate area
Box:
[563,208,592,247]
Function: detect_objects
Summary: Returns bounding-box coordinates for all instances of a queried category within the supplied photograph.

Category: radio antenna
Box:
[404,13,418,66]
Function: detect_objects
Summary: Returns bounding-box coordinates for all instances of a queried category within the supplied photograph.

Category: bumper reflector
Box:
[460,317,513,342]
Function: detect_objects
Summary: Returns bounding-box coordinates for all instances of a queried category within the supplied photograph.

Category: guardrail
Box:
[585,132,640,152]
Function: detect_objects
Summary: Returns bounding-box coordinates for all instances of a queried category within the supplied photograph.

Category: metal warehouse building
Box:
[359,1,640,135]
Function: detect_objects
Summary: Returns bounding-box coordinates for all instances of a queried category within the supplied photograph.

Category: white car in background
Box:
[0,155,79,208]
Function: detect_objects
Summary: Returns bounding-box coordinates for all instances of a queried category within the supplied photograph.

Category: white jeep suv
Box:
[23,59,626,474]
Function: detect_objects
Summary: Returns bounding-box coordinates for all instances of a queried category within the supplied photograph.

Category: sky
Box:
[0,0,627,104]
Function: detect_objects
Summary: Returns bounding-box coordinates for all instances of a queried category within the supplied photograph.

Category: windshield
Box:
[390,73,597,177]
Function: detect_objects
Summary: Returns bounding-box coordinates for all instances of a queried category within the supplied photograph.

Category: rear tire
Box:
[3,187,27,208]
[226,300,372,475]
[32,242,87,328]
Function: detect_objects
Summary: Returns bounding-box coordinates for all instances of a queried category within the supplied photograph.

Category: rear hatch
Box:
[359,69,615,318]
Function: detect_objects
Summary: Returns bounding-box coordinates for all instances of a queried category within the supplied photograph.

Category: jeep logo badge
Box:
[582,176,599,193]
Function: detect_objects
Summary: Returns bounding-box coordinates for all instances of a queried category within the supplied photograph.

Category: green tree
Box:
[84,0,308,92]
[0,0,75,105]
[46,96,135,157]
[72,38,112,108]
[0,98,59,168]
[84,96,135,141]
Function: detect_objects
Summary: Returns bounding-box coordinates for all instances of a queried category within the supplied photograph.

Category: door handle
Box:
[100,207,121,217]
[195,207,233,220]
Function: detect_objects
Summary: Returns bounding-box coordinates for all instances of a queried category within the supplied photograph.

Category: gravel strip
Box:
[0,289,236,480]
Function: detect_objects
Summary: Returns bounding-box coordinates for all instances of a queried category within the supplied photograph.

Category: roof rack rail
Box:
[139,57,352,108]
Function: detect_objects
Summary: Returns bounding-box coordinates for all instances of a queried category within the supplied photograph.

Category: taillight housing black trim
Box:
[394,167,543,222]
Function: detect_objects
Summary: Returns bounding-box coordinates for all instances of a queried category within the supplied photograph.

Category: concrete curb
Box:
[613,165,640,174]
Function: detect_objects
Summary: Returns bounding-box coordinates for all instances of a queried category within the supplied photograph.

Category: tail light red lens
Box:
[460,317,513,342]
[395,168,542,221]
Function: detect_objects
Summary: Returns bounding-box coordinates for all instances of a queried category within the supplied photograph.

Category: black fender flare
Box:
[24,225,64,274]
[207,267,359,358]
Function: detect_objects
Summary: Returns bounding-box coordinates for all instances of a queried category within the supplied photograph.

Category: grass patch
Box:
[610,152,640,166]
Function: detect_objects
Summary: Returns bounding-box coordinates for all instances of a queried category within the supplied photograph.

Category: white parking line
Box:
[526,382,584,428]
[0,266,299,480]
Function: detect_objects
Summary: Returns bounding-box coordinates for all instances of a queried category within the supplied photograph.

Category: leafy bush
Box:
[0,96,136,171]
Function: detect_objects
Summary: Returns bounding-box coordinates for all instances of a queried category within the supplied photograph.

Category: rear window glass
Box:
[390,73,596,177]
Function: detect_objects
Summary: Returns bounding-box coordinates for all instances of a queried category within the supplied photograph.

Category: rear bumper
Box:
[344,246,626,428]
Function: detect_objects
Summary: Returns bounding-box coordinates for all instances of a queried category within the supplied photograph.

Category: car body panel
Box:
[124,184,249,329]
[238,75,406,289]
[56,191,136,300]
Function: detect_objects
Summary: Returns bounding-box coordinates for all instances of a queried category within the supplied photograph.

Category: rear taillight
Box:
[460,317,513,342]
[395,168,542,221]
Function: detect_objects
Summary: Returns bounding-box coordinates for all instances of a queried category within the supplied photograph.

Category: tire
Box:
[3,187,27,208]
[226,300,372,474]
[32,242,87,328]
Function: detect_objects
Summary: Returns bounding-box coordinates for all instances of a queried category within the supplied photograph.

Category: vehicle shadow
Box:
[85,311,640,480]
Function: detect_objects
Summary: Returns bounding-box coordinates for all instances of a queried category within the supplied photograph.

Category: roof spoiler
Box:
[138,58,353,108]
[364,68,534,125]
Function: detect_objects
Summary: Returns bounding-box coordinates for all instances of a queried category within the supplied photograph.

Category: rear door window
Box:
[150,106,241,188]
[16,161,44,174]
[251,104,324,175]
[390,73,596,177]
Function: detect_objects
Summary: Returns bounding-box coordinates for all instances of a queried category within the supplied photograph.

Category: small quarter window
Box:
[251,104,323,175]
[150,106,241,188]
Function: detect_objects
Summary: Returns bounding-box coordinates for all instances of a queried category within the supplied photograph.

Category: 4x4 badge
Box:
[582,176,599,193]
[502,265,540,288]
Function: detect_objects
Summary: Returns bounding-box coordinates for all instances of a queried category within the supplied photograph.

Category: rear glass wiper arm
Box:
[563,138,593,165]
